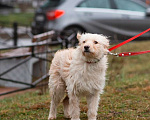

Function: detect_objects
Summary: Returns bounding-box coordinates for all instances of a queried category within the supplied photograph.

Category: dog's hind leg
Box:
[63,96,70,118]
[48,77,65,120]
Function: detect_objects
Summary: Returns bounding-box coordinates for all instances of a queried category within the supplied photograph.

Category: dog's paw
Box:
[88,118,96,120]
[48,115,56,120]
[48,117,55,120]
[71,118,80,120]
[64,112,70,119]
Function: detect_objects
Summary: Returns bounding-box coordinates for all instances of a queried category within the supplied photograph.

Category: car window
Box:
[41,0,65,8]
[77,0,111,9]
[114,0,146,12]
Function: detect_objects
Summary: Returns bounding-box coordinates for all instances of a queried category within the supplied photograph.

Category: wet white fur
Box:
[48,33,109,120]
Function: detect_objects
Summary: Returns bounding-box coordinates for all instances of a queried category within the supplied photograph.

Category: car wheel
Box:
[61,27,85,47]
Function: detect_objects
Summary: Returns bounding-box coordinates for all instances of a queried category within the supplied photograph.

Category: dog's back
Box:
[49,48,74,80]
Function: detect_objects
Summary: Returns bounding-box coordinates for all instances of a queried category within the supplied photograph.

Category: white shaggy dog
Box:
[48,33,109,120]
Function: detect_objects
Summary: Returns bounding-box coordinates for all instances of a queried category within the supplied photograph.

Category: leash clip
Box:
[108,51,119,57]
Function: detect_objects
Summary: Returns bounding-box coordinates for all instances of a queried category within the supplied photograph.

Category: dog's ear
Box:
[103,38,109,55]
[102,36,109,49]
[77,33,81,40]
[104,41,109,49]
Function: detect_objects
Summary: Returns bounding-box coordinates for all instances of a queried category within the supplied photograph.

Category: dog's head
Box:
[77,33,109,59]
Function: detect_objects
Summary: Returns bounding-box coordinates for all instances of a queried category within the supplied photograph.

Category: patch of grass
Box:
[0,13,34,26]
[0,41,150,119]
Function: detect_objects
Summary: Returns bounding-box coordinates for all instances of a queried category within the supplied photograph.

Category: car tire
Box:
[61,27,85,47]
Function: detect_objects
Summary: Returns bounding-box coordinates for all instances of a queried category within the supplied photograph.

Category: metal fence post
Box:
[13,22,18,46]
[31,46,35,57]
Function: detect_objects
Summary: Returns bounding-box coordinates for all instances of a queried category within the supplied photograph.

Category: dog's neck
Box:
[85,58,100,64]
[85,55,104,64]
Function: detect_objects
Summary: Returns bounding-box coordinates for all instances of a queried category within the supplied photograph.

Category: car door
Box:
[75,0,123,39]
[113,0,150,39]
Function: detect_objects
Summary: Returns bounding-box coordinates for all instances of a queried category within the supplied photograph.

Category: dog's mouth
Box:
[83,50,95,58]
[84,49,90,53]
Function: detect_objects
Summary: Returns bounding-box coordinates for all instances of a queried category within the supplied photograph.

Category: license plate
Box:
[36,15,44,21]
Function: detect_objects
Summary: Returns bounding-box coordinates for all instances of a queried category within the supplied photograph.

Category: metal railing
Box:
[0,22,32,47]
[0,29,77,96]
[0,31,63,96]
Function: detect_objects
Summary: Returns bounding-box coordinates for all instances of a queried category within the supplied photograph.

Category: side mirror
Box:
[146,7,150,16]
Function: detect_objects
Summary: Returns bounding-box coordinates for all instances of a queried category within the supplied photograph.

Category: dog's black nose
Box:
[84,46,90,52]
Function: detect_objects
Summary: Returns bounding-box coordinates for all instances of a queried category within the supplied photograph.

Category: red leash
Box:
[108,28,150,57]
[118,50,150,57]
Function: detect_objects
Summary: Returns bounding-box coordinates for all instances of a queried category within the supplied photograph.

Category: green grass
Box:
[0,13,34,26]
[0,41,150,119]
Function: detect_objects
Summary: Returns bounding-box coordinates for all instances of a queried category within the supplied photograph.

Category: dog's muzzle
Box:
[84,46,90,52]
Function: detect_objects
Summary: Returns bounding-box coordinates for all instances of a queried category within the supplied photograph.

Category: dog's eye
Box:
[83,41,86,43]
[94,41,98,44]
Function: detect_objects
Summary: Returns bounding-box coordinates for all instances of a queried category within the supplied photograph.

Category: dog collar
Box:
[86,59,100,64]
[85,55,105,64]
[86,60,100,64]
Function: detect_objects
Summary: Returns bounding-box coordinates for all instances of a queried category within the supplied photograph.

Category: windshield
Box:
[41,0,65,8]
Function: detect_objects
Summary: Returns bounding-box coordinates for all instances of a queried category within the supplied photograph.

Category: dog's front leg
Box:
[86,92,100,120]
[69,93,80,120]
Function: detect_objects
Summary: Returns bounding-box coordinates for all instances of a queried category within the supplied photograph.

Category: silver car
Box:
[32,0,150,41]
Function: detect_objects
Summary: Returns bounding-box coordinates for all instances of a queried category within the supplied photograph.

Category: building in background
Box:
[0,2,13,14]
[0,0,149,8]
[0,0,46,10]
[0,0,149,13]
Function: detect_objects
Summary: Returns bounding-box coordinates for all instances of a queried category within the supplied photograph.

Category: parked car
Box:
[31,0,150,43]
